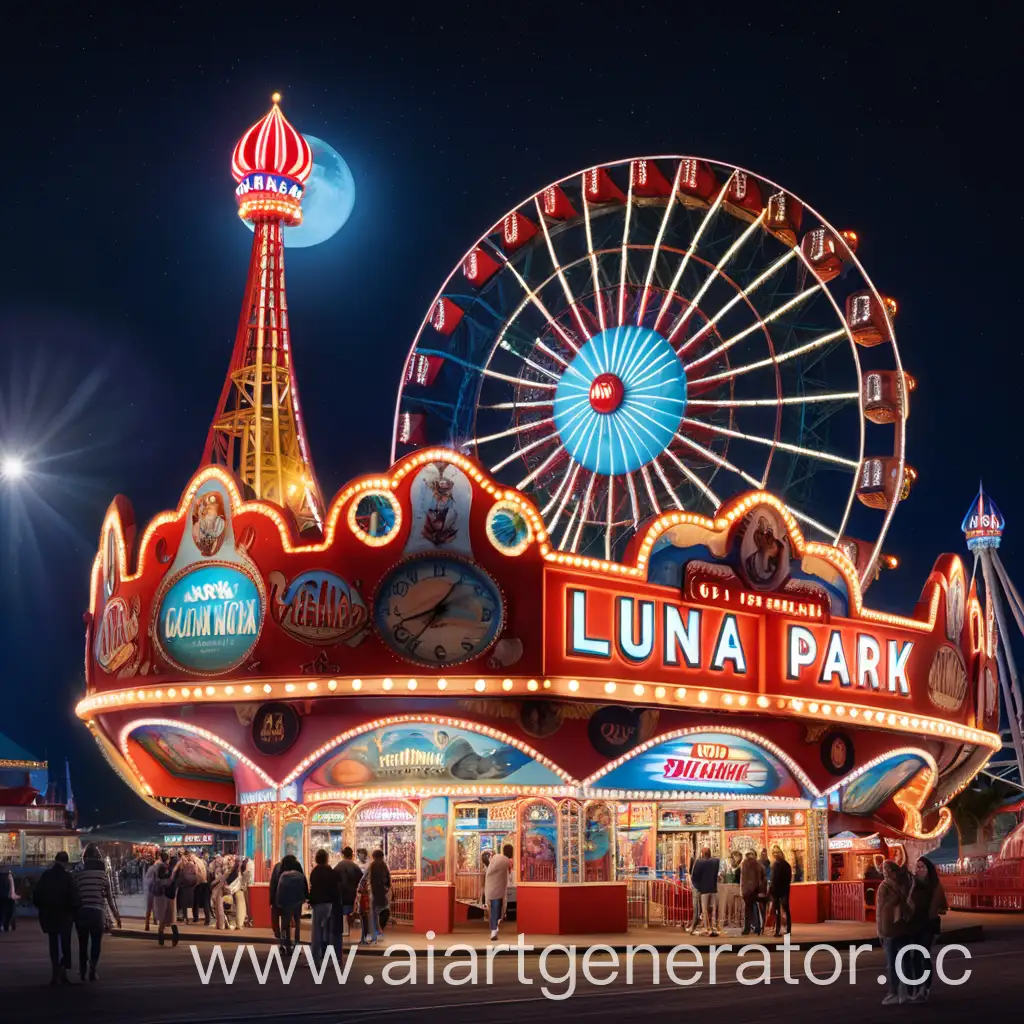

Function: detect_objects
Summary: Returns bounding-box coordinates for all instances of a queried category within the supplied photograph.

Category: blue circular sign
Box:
[553,325,687,476]
[155,562,265,675]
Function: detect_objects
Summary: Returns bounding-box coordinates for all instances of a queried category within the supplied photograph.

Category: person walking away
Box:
[73,844,121,981]
[193,853,211,925]
[876,859,914,1005]
[684,849,702,932]
[740,850,764,936]
[151,851,178,946]
[907,856,947,1003]
[0,861,16,932]
[689,847,720,937]
[175,851,197,923]
[770,848,792,936]
[210,854,230,930]
[33,851,78,986]
[143,855,162,931]
[333,847,363,944]
[274,855,308,955]
[484,843,513,941]
[309,849,340,964]
[358,850,391,945]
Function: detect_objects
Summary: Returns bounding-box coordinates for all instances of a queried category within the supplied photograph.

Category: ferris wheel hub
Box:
[553,325,687,476]
[589,373,625,414]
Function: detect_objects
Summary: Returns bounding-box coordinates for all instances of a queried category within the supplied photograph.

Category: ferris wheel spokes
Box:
[581,174,609,333]
[637,161,685,325]
[533,195,593,343]
[686,392,859,409]
[682,416,859,469]
[618,171,636,327]
[653,170,737,335]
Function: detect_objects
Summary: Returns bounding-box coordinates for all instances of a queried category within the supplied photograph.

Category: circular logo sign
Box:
[154,562,264,676]
[588,705,648,759]
[251,702,301,756]
[821,730,855,776]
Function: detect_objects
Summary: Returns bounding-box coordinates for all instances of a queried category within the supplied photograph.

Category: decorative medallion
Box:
[927,645,968,712]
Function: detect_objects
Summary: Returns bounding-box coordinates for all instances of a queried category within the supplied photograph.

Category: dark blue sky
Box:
[1,6,1017,823]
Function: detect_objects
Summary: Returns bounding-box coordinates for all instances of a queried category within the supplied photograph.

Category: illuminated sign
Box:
[154,563,264,675]
[311,810,349,825]
[356,804,415,824]
[163,833,214,846]
[268,569,368,646]
[94,595,140,673]
[783,624,912,696]
[234,173,303,199]
[685,574,825,620]
[828,834,881,851]
[251,703,301,756]
[766,811,805,828]
[238,784,298,806]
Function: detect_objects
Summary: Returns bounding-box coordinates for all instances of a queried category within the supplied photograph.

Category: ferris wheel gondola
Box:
[393,157,914,586]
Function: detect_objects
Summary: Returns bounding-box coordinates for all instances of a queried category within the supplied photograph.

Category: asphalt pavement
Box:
[1,916,1022,1023]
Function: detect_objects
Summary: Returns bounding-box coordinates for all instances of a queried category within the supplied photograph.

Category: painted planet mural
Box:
[245,134,355,248]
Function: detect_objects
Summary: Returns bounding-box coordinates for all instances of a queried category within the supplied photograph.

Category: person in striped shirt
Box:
[73,845,120,982]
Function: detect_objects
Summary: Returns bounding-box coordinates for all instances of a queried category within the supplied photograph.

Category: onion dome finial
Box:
[231,94,312,226]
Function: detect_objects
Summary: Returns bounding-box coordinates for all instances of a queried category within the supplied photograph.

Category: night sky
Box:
[1,7,1017,824]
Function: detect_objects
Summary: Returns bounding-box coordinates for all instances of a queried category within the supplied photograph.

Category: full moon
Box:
[246,134,355,248]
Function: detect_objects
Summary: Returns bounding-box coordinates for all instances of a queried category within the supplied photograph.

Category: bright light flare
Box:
[1,454,26,480]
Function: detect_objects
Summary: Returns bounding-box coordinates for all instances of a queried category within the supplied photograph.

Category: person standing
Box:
[876,858,914,1005]
[0,861,16,932]
[333,847,363,944]
[740,850,765,935]
[274,855,308,955]
[308,849,340,964]
[357,850,391,945]
[32,851,78,986]
[151,852,179,947]
[689,847,721,937]
[770,848,792,936]
[143,855,161,931]
[484,843,513,941]
[268,857,284,939]
[192,853,211,925]
[175,851,197,923]
[210,854,230,930]
[907,856,948,1003]
[73,844,121,982]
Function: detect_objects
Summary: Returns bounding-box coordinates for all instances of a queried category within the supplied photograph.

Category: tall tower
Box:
[963,483,1024,784]
[203,94,325,532]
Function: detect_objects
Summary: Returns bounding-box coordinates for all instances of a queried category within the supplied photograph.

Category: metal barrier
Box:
[828,881,866,922]
[625,877,694,928]
[389,872,415,926]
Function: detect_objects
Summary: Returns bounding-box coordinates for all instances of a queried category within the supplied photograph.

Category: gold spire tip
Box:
[271,92,282,104]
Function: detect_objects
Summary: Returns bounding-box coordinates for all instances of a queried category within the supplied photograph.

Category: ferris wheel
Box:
[392,157,913,586]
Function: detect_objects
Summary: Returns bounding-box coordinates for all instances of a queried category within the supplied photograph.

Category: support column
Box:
[414,796,455,934]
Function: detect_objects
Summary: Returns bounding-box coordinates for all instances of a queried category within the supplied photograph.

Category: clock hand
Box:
[395,577,464,627]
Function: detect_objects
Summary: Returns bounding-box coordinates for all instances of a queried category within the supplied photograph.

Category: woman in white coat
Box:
[484,843,514,941]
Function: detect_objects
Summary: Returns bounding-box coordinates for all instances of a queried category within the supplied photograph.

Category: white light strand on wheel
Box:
[558,499,582,552]
[471,416,555,446]
[531,337,571,369]
[547,462,581,535]
[674,431,763,489]
[534,195,593,343]
[676,249,798,356]
[623,465,641,526]
[661,444,721,509]
[686,392,859,409]
[491,428,563,472]
[684,284,822,373]
[517,443,566,490]
[487,244,593,371]
[666,210,767,345]
[653,171,736,334]
[680,417,860,468]
[570,472,597,553]
[605,477,615,561]
[581,173,608,333]
[480,399,555,410]
[481,367,558,389]
[688,327,847,388]
[640,464,662,516]
[618,172,636,326]
[637,161,684,325]
[651,456,685,511]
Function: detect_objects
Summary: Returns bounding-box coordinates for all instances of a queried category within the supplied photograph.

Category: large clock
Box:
[373,555,504,667]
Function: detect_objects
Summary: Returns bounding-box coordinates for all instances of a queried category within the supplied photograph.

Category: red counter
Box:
[517,882,628,935]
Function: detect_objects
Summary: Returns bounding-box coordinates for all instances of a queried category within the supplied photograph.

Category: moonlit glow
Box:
[1,455,26,479]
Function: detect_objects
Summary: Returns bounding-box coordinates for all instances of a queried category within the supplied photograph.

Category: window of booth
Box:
[584,802,614,882]
[258,809,274,882]
[616,802,654,877]
[724,807,816,882]
[242,809,256,861]
[281,818,303,863]
[308,805,351,868]
[354,801,417,873]
[559,799,582,883]
[519,800,557,882]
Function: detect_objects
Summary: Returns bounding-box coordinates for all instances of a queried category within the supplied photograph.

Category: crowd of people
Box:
[684,845,794,937]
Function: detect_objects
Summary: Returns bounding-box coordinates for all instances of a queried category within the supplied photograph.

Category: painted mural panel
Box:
[592,732,803,798]
[421,795,448,881]
[133,725,235,782]
[303,723,563,791]
[841,754,927,816]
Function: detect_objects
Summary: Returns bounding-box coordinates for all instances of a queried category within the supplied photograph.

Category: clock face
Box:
[373,556,504,666]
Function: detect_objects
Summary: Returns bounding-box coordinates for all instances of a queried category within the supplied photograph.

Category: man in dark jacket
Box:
[33,851,78,986]
[333,847,363,944]
[690,847,721,937]
[268,859,284,939]
[308,849,340,964]
[770,848,792,936]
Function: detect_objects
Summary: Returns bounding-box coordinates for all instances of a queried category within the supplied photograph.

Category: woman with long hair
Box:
[907,856,948,1003]
[152,851,179,947]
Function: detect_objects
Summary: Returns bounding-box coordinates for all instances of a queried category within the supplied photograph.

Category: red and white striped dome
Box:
[231,94,313,185]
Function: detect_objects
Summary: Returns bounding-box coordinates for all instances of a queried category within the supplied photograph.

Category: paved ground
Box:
[0,912,1021,1022]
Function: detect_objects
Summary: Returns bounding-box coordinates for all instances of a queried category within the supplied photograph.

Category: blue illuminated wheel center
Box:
[553,325,687,476]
